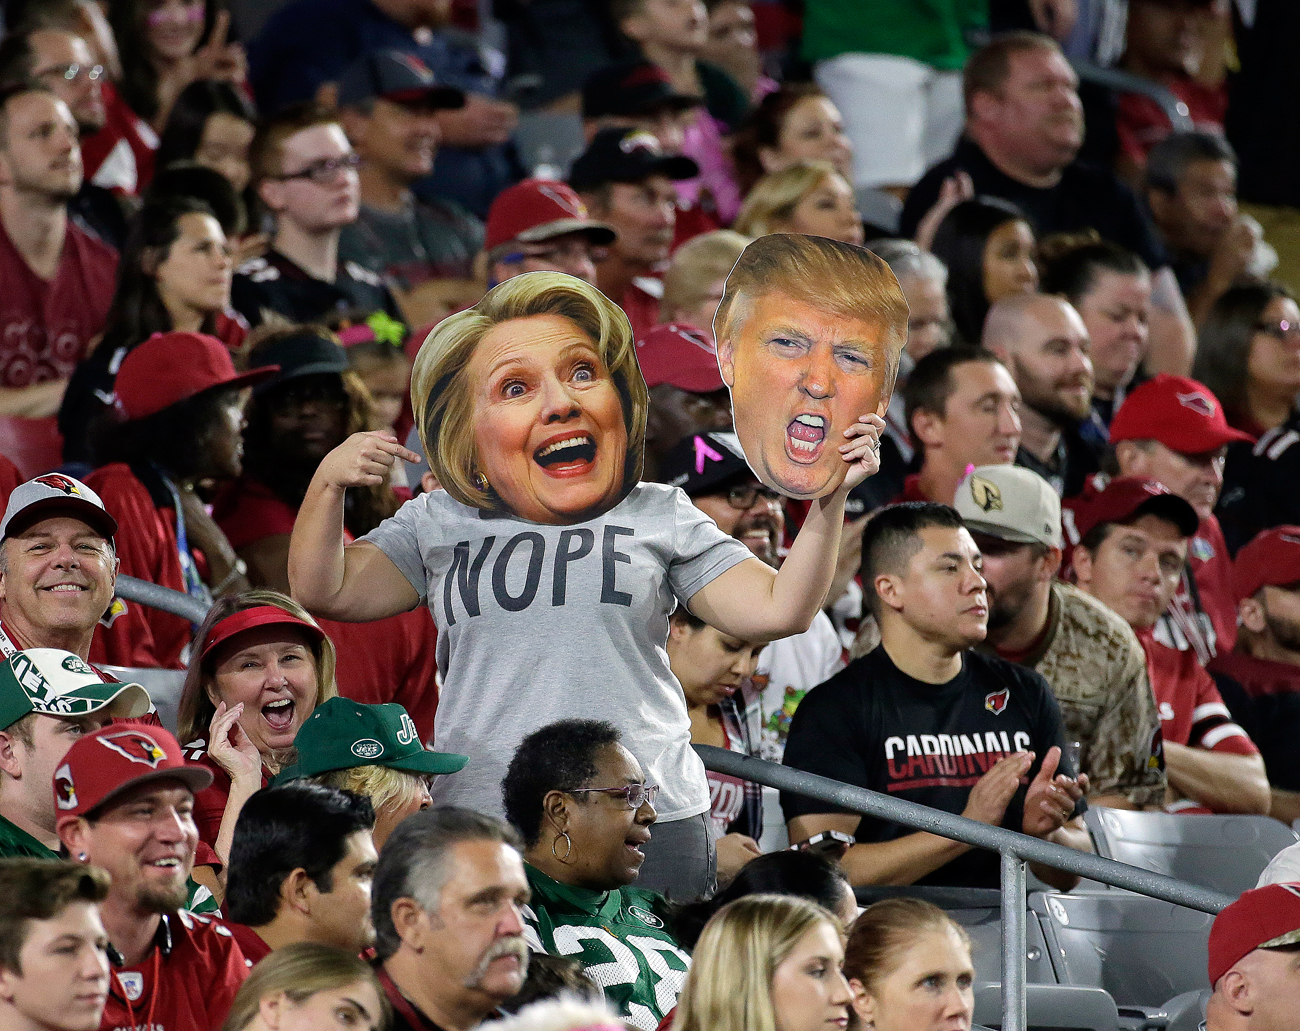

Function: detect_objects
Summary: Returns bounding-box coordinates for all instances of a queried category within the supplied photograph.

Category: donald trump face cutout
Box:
[715,235,907,500]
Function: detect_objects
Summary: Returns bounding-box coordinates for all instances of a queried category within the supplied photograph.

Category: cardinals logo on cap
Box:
[32,473,81,496]
[985,688,1009,716]
[1176,391,1215,417]
[970,476,1003,513]
[54,763,77,810]
[535,182,584,218]
[98,731,167,768]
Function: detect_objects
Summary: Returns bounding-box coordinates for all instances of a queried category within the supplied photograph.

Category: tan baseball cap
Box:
[954,465,1062,549]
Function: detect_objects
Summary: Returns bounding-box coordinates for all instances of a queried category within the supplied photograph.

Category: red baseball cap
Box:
[1067,476,1200,542]
[484,179,617,252]
[53,725,212,822]
[114,332,279,421]
[1207,882,1300,986]
[1109,374,1254,453]
[636,323,726,392]
[1231,526,1300,601]
[199,604,326,663]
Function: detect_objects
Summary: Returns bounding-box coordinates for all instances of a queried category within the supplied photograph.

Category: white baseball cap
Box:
[954,465,1062,549]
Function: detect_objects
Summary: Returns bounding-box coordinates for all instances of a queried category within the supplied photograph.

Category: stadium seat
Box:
[973,982,1120,1031]
[1162,990,1209,1031]
[0,415,61,479]
[1085,808,1299,896]
[103,666,187,735]
[1031,891,1213,1007]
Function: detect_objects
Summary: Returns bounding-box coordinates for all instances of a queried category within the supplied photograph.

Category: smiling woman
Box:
[175,589,338,867]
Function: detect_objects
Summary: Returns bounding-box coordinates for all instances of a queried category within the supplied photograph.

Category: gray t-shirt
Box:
[361,482,753,820]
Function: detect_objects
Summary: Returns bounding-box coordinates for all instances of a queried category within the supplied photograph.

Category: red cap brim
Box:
[201,605,326,663]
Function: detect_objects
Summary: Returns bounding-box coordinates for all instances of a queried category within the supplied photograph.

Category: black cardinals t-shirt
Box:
[781,645,1071,888]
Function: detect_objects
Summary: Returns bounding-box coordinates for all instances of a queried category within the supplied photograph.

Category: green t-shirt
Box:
[522,865,690,1031]
[0,814,58,859]
[0,815,217,914]
[801,0,989,70]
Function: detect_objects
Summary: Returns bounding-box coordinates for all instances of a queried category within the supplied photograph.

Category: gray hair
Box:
[865,238,948,288]
[1146,130,1237,195]
[371,807,522,961]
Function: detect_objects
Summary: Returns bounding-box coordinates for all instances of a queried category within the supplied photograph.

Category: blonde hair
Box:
[311,763,426,820]
[220,942,390,1031]
[177,589,339,747]
[672,894,841,1031]
[409,271,649,513]
[662,230,751,325]
[843,897,971,992]
[733,161,845,239]
[714,232,909,396]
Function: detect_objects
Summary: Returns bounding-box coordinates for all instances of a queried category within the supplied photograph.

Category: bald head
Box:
[982,293,1093,425]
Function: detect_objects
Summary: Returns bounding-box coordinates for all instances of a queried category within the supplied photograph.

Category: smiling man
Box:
[371,807,532,1031]
[715,233,908,500]
[782,502,1090,890]
[56,725,249,1031]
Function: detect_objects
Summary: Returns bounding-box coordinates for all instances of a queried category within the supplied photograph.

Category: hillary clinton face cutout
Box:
[714,235,907,500]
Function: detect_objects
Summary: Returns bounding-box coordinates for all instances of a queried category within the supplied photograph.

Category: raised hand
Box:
[315,431,421,490]
[207,700,262,788]
[1021,745,1088,837]
[839,413,886,490]
[962,751,1034,826]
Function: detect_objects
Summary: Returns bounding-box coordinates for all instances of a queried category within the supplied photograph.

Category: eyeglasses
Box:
[568,783,659,809]
[1255,319,1300,341]
[724,484,783,510]
[501,241,608,266]
[272,153,361,185]
[37,63,103,84]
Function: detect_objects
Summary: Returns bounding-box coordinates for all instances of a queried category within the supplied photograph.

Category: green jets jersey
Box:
[522,865,690,1031]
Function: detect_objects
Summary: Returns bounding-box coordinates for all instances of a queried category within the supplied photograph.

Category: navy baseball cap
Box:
[568,129,699,192]
[337,50,465,110]
[582,60,703,119]
[659,432,753,497]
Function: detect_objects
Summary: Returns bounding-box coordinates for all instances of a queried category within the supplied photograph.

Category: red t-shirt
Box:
[181,747,271,854]
[213,478,442,741]
[1139,630,1257,756]
[224,923,272,965]
[1116,75,1228,167]
[0,217,116,389]
[0,454,21,511]
[621,280,662,343]
[84,464,194,670]
[101,911,248,1031]
[1159,514,1237,663]
[892,474,933,504]
[81,81,157,197]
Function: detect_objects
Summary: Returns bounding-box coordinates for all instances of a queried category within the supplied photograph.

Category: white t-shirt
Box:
[756,611,845,762]
[361,483,753,820]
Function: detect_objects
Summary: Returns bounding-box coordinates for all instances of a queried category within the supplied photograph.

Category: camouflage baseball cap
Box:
[273,697,468,783]
[0,649,150,731]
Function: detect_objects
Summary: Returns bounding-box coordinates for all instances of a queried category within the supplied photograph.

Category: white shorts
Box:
[815,53,965,190]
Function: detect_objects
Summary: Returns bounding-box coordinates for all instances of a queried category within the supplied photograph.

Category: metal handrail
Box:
[694,745,1235,1031]
[114,575,211,624]
[1072,61,1195,133]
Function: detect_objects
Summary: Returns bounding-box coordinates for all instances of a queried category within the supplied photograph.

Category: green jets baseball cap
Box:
[0,649,150,731]
[273,697,468,784]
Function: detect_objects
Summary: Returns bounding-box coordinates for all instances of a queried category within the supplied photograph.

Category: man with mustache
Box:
[56,725,249,1031]
[899,32,1195,377]
[371,807,532,1031]
[983,293,1102,498]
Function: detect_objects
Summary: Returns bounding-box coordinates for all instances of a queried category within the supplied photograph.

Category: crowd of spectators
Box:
[2,0,1300,1028]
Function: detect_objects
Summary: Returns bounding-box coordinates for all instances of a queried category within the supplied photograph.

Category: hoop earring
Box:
[552,831,573,862]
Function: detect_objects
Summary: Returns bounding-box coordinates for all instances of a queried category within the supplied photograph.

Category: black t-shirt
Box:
[1217,413,1300,555]
[781,645,1070,888]
[899,139,1167,271]
[231,248,406,330]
